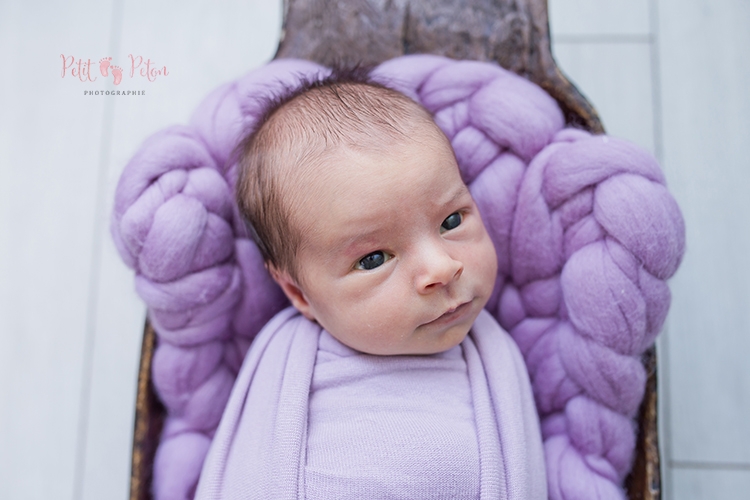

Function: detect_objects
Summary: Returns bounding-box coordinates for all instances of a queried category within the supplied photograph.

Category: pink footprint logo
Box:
[111,65,123,85]
[99,57,112,77]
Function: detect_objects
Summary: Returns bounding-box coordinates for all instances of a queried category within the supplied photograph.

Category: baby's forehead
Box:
[283,130,460,212]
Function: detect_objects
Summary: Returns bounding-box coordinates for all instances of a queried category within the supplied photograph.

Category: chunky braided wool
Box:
[111,55,685,500]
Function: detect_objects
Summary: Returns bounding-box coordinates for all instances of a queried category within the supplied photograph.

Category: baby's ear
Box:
[268,265,315,321]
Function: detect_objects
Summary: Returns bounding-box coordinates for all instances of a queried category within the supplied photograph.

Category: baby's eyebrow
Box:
[447,183,471,204]
[337,231,385,259]
[327,183,472,260]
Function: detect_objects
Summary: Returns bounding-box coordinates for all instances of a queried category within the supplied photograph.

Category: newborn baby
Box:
[195,70,547,500]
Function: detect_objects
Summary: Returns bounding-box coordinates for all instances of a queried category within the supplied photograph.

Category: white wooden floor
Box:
[1,1,748,498]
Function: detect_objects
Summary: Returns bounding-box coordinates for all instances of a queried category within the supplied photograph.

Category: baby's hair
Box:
[235,65,439,282]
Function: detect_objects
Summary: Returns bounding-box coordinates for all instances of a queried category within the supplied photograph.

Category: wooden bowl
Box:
[129,1,659,498]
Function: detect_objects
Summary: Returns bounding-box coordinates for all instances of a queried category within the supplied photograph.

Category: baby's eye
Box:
[356,251,391,271]
[440,212,462,233]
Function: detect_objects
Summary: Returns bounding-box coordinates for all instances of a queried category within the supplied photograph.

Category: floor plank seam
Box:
[552,34,653,44]
[670,461,750,471]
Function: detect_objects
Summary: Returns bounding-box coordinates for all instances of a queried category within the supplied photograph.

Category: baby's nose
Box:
[416,244,464,293]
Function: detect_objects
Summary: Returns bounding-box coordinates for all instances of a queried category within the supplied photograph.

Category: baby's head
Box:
[236,69,498,355]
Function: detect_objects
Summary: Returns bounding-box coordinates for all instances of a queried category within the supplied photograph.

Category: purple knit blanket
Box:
[111,55,685,499]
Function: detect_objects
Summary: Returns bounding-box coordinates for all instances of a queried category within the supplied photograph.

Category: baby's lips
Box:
[424,299,473,326]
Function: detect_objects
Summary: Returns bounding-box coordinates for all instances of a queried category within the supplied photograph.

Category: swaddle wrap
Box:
[195,307,546,500]
[305,329,480,498]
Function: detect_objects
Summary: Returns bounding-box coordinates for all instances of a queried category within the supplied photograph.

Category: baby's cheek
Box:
[369,291,416,338]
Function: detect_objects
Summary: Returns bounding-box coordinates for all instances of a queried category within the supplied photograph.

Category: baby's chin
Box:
[347,323,473,357]
[414,323,474,356]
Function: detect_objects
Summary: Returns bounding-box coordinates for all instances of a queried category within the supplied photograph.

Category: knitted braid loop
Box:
[111,55,685,500]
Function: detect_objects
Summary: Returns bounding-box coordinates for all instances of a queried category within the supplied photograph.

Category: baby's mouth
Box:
[424,300,472,327]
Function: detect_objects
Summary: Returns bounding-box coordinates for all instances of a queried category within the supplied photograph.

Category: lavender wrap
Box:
[194,307,546,500]
[111,55,686,499]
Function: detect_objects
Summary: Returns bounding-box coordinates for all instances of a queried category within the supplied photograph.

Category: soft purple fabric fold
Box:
[195,308,547,500]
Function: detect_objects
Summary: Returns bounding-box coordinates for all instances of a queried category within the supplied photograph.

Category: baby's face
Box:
[273,126,498,355]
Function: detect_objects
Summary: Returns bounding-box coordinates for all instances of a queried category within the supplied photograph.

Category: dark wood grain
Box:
[129,321,164,500]
[625,346,662,500]
[276,0,604,132]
